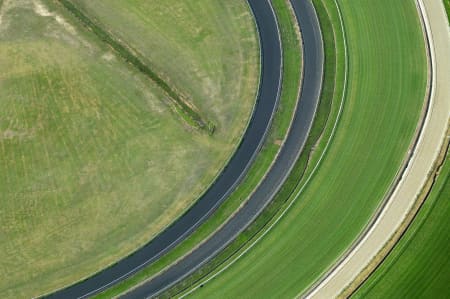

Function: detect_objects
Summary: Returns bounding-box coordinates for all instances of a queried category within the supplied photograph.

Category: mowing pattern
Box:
[190,0,428,298]
[0,0,258,298]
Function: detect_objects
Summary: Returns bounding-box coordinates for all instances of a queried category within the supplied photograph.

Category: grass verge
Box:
[93,0,304,297]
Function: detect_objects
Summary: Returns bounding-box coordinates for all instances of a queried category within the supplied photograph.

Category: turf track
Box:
[189,0,428,298]
[307,0,450,296]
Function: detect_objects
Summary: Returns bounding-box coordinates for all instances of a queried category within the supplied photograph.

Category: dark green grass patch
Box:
[159,0,341,296]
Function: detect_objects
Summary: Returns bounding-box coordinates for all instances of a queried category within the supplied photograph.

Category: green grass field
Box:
[188,0,428,297]
[354,152,450,298]
[0,0,258,298]
[94,0,304,296]
[444,0,450,21]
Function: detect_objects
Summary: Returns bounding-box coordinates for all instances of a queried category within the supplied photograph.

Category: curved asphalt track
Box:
[47,0,323,297]
[121,0,324,298]
[47,0,282,298]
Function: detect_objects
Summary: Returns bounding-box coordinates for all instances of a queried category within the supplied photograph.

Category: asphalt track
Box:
[120,0,324,297]
[46,0,283,298]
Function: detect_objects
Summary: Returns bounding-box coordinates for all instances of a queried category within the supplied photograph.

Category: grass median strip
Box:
[165,0,342,296]
[54,0,213,133]
[93,0,304,297]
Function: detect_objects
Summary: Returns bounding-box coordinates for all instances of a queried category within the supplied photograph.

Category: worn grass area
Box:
[189,0,428,298]
[0,0,257,298]
[94,0,303,297]
[63,0,258,138]
[354,154,450,299]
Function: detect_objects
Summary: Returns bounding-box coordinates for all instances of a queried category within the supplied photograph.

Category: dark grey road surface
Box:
[46,0,283,298]
[121,0,324,297]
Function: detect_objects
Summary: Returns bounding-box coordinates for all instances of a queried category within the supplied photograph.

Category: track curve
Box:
[46,0,282,298]
[120,0,324,297]
[305,0,450,296]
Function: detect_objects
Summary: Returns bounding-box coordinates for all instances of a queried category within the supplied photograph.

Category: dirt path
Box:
[305,0,450,297]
